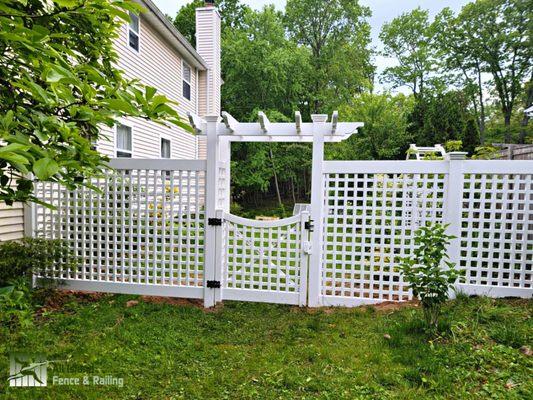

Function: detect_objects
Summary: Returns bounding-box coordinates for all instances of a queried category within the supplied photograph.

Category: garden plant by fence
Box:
[30,113,533,307]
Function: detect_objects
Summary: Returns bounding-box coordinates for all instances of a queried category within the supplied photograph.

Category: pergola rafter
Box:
[187,110,363,142]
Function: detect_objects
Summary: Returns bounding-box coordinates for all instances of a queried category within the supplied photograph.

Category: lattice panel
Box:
[461,173,532,288]
[217,163,229,210]
[322,173,447,301]
[35,168,206,287]
[223,217,303,293]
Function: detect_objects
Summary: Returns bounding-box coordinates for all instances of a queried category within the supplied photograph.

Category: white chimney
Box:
[196,3,221,117]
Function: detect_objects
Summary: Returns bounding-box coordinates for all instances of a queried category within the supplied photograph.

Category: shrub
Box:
[0,238,69,286]
[399,223,463,333]
[0,278,33,329]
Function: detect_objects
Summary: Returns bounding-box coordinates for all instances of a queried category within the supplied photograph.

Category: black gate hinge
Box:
[305,220,314,231]
[206,280,221,289]
[208,218,223,226]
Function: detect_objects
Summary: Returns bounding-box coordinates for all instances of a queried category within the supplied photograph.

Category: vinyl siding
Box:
[97,15,199,159]
[0,203,24,241]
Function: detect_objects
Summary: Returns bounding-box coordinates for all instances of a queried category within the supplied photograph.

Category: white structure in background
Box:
[407,143,447,160]
[1,0,222,241]
[525,105,533,117]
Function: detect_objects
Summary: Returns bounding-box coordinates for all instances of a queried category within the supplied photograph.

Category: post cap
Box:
[311,114,328,123]
[447,152,468,160]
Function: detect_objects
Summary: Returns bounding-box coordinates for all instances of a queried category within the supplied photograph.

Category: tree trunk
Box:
[519,78,532,144]
[268,145,283,210]
[504,109,512,143]
[476,64,486,144]
[290,177,296,204]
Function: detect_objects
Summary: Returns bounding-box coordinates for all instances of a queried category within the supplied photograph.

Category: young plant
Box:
[399,223,463,332]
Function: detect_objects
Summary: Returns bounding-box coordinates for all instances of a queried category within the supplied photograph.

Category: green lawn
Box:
[1,294,531,399]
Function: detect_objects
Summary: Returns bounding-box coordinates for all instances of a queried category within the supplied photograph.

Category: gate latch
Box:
[206,280,221,288]
[208,218,223,226]
[304,220,314,231]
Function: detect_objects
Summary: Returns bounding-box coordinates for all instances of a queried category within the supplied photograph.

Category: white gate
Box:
[217,212,310,305]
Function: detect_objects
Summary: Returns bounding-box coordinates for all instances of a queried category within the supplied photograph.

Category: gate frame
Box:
[198,112,363,307]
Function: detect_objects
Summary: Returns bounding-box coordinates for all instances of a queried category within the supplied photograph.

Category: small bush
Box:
[399,223,463,333]
[0,238,69,286]
[0,278,33,329]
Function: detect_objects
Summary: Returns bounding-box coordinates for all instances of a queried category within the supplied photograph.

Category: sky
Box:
[154,0,472,91]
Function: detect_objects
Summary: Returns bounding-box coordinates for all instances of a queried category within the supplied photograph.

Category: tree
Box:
[459,0,532,142]
[0,0,189,205]
[222,6,310,120]
[328,93,413,160]
[433,8,488,143]
[379,8,437,98]
[408,91,480,154]
[284,0,373,114]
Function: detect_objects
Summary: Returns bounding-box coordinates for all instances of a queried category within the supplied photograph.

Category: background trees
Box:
[173,0,531,213]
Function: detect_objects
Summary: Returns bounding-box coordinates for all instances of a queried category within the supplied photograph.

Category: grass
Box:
[1,294,531,399]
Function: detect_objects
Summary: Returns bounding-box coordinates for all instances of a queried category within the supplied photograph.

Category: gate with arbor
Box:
[32,111,533,307]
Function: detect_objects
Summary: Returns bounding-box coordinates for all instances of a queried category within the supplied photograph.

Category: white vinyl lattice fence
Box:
[314,160,532,306]
[32,155,532,307]
[34,159,207,299]
[458,165,532,295]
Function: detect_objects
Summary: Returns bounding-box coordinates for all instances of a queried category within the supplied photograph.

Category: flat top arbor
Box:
[188,111,363,142]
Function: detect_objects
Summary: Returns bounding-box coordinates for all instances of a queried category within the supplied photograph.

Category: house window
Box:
[116,124,132,158]
[128,12,140,52]
[161,138,171,158]
[182,62,191,101]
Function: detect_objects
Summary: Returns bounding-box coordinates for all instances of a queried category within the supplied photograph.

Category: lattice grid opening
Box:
[35,168,206,287]
[461,173,532,288]
[322,172,447,301]
[223,216,303,293]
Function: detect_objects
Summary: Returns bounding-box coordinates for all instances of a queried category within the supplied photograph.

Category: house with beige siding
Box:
[0,0,221,241]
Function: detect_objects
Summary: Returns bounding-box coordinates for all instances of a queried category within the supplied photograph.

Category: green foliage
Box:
[472,145,500,159]
[328,92,413,160]
[285,0,373,114]
[0,238,69,286]
[379,7,437,98]
[0,278,33,329]
[222,7,310,120]
[444,140,463,152]
[399,224,463,332]
[408,91,481,152]
[458,0,531,141]
[0,0,190,204]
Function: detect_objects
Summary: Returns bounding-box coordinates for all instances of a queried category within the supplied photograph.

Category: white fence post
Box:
[204,115,221,308]
[299,210,310,306]
[24,200,37,287]
[444,152,467,275]
[308,114,328,307]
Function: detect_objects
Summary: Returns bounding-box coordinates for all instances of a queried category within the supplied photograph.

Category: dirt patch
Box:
[371,299,420,312]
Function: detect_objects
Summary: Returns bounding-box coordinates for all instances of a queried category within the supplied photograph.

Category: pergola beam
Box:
[258,111,270,133]
[187,112,206,134]
[331,111,338,135]
[221,111,239,134]
[295,111,302,135]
